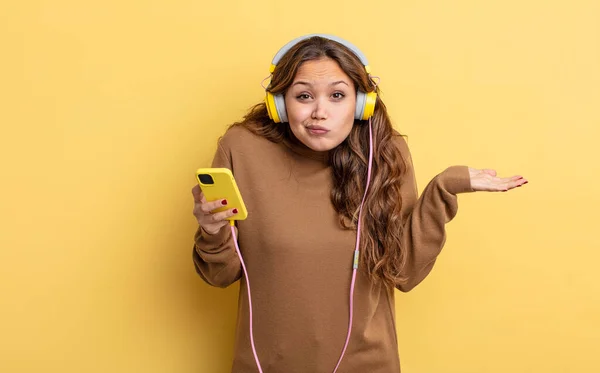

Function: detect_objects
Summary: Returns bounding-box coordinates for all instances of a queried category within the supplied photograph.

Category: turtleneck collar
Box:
[282,134,330,163]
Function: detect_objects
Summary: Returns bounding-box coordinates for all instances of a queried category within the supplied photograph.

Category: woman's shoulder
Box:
[218,123,268,150]
[390,128,411,157]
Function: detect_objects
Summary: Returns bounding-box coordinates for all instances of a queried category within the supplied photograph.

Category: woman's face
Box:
[284,58,356,152]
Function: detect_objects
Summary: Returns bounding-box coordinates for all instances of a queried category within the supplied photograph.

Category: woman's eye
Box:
[332,92,345,99]
[297,94,311,100]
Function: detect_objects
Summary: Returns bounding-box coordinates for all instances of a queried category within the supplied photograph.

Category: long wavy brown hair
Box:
[231,36,410,289]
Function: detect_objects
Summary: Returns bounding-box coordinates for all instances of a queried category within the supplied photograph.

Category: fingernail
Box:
[232,208,238,214]
[221,199,228,205]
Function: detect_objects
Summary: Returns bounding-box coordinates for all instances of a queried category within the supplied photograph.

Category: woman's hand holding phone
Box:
[191,185,239,234]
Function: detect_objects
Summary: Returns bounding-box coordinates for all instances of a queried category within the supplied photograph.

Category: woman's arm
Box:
[192,142,242,288]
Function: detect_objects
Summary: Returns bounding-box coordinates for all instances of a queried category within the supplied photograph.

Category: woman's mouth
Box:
[305,125,329,135]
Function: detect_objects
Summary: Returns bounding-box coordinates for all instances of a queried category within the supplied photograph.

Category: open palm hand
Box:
[468,168,528,192]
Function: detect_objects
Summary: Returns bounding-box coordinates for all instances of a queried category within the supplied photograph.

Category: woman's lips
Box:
[306,125,329,135]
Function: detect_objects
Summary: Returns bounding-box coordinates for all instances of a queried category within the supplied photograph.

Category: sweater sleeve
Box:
[192,141,242,288]
[393,135,474,292]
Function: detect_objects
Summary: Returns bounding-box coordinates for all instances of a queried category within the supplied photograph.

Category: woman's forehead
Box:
[293,59,351,84]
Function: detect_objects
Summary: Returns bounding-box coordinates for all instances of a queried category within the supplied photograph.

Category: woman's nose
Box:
[311,99,328,120]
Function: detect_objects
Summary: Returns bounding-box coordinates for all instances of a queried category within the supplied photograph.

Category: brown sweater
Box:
[193,125,473,372]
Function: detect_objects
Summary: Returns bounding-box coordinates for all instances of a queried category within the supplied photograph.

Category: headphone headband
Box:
[269,34,371,74]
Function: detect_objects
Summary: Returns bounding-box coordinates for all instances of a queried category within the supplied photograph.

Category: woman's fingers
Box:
[192,186,229,219]
[209,208,239,223]
[498,177,528,191]
[199,198,229,214]
[511,177,528,188]
[198,208,239,233]
[192,189,238,228]
[191,185,204,203]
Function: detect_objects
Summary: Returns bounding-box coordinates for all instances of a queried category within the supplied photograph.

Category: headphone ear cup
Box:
[265,92,288,123]
[354,91,377,120]
[265,92,281,123]
[355,90,377,120]
[362,91,377,120]
[355,91,367,120]
[273,94,288,123]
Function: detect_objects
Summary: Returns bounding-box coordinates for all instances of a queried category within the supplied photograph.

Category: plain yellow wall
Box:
[1,0,599,372]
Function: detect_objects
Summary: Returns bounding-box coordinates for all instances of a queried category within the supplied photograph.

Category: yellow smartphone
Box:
[195,167,248,221]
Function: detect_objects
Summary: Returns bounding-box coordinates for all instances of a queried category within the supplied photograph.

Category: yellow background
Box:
[1,0,598,372]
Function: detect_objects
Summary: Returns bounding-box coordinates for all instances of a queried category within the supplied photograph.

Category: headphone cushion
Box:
[273,94,288,123]
[355,91,367,120]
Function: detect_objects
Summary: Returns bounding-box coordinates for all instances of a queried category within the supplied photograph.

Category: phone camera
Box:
[198,174,214,185]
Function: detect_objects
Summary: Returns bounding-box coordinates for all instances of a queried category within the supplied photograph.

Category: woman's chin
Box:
[291,128,343,152]
[303,138,339,152]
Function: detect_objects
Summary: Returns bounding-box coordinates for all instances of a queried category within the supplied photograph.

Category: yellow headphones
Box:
[265,34,377,123]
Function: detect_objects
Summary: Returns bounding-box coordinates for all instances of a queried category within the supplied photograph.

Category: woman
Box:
[191,34,527,373]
